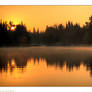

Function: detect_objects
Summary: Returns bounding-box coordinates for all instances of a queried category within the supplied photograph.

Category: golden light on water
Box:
[0,57,92,86]
[11,59,16,67]
[0,47,92,86]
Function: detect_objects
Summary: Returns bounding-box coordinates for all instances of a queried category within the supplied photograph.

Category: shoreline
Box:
[1,44,92,48]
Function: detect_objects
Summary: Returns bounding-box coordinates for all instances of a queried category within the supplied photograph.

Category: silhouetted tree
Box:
[1,16,92,46]
[0,21,8,46]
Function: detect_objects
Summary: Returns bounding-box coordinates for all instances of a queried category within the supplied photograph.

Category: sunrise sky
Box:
[0,6,92,32]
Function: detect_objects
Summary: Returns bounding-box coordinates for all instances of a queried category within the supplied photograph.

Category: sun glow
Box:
[10,26,16,31]
[11,59,16,67]
[0,6,92,31]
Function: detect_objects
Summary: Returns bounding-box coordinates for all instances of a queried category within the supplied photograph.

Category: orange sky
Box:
[0,6,92,32]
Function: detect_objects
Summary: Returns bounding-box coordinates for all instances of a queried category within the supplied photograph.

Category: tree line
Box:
[1,16,92,46]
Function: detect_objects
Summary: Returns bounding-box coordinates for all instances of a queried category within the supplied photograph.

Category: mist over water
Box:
[0,46,92,86]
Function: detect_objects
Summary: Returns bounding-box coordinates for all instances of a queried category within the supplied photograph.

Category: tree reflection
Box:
[0,48,92,75]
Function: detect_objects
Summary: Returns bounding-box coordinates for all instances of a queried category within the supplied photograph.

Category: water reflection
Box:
[0,47,92,76]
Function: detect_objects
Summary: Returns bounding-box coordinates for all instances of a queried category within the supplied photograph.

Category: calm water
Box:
[1,46,92,86]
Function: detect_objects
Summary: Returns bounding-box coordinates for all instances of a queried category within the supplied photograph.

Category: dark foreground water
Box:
[0,46,92,86]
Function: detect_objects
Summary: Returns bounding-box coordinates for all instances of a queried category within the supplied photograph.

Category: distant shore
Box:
[1,43,92,47]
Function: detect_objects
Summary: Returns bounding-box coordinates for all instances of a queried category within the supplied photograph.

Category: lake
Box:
[0,46,92,86]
